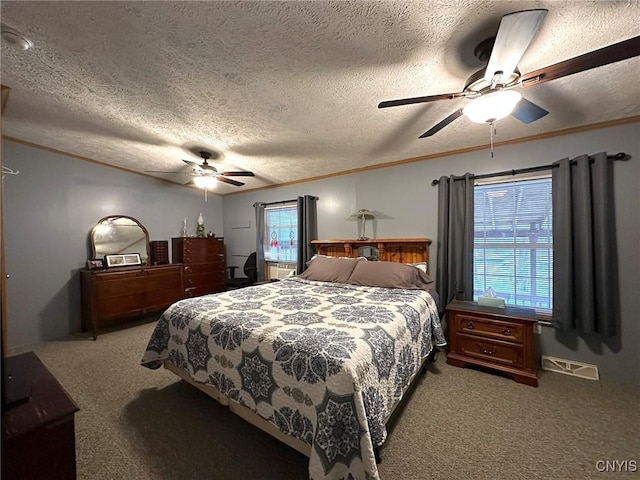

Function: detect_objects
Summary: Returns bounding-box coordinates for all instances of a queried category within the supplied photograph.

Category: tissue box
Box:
[478,296,506,308]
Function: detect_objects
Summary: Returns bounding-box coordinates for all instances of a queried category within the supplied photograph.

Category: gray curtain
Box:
[436,173,475,310]
[552,152,617,336]
[297,195,318,274]
[254,202,266,282]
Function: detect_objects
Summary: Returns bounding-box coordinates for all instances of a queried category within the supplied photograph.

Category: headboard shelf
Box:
[311,238,431,266]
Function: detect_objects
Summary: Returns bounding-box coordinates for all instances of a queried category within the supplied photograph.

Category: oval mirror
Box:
[90,215,150,264]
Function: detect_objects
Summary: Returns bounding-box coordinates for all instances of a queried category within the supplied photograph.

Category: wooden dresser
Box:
[172,237,226,298]
[445,300,538,387]
[80,264,183,339]
[2,352,79,480]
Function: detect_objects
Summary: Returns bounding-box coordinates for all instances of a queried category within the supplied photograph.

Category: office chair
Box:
[226,252,258,289]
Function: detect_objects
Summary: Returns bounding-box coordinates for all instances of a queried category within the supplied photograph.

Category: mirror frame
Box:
[90,215,150,265]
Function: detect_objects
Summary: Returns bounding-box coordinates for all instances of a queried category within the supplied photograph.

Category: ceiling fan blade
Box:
[217,176,244,187]
[220,171,255,177]
[511,98,549,123]
[144,170,192,175]
[484,9,547,84]
[520,35,640,87]
[419,109,464,138]
[378,92,466,109]
[510,97,549,124]
[182,159,199,167]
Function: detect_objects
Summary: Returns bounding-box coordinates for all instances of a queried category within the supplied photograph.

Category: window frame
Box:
[473,172,553,318]
[262,201,299,266]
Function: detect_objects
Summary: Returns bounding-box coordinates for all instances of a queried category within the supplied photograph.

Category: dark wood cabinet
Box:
[445,300,538,387]
[172,237,226,297]
[2,352,79,480]
[80,264,183,339]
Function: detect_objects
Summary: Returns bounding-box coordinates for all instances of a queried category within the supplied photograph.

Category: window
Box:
[473,177,553,313]
[264,202,298,263]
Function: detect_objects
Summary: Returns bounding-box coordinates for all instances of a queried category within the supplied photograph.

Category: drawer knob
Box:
[480,346,495,356]
[502,328,511,336]
[466,322,474,329]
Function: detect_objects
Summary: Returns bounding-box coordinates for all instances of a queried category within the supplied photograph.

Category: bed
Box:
[141,250,445,480]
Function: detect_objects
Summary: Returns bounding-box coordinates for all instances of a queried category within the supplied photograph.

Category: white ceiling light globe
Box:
[463,90,522,124]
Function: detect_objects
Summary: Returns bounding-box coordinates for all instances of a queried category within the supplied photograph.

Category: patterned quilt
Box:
[141,277,445,480]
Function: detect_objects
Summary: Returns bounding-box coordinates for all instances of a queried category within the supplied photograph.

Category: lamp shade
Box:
[462,90,522,124]
[193,176,218,189]
[350,208,375,219]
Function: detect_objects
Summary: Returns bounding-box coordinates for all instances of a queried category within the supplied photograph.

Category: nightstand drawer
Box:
[457,334,524,369]
[456,314,525,343]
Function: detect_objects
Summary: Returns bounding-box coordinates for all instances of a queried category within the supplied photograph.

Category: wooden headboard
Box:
[310,238,431,268]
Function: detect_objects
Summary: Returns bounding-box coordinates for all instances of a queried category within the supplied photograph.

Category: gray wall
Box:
[222,122,640,388]
[2,140,224,348]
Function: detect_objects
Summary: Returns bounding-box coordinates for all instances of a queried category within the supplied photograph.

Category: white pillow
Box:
[308,254,367,264]
[407,262,428,273]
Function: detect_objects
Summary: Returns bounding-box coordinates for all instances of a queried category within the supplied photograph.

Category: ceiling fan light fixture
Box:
[462,90,522,124]
[1,25,33,51]
[193,176,218,189]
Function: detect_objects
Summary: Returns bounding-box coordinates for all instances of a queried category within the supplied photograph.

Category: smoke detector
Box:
[1,24,33,51]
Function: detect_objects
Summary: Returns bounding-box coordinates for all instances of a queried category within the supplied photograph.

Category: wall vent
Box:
[541,355,599,381]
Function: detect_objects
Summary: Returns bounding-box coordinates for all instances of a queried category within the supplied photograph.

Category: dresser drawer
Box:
[182,237,224,253]
[456,333,525,369]
[184,271,225,288]
[184,283,225,298]
[183,261,224,275]
[456,314,525,343]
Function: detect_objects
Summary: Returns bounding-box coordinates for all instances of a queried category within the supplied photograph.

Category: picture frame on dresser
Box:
[86,259,104,270]
[105,253,141,267]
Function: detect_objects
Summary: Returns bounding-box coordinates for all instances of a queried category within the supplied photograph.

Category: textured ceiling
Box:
[1,1,639,194]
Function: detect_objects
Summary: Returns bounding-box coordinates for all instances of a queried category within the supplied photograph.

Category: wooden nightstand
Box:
[445,300,538,387]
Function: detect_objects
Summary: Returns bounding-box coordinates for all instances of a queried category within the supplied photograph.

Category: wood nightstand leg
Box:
[446,356,467,368]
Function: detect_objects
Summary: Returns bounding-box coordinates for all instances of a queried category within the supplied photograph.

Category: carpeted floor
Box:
[27,319,639,480]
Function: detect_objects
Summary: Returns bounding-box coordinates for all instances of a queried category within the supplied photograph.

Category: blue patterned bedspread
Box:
[141,277,445,480]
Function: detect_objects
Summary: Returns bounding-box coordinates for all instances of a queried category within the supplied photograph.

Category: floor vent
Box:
[541,356,599,381]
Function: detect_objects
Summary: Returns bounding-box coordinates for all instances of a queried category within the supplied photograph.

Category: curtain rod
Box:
[431,152,628,186]
[253,199,298,207]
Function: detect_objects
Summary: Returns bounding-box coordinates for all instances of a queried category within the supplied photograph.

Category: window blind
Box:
[473,177,553,312]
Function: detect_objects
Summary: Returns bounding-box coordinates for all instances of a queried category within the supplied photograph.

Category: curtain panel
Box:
[297,195,318,274]
[436,173,475,310]
[552,152,617,336]
[254,202,266,282]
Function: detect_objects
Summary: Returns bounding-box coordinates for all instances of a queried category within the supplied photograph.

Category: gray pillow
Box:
[298,256,363,283]
[348,260,435,290]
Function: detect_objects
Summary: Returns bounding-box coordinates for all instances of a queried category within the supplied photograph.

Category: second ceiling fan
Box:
[378,9,640,138]
[146,150,255,187]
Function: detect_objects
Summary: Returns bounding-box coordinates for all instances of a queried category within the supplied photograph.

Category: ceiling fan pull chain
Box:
[490,121,495,158]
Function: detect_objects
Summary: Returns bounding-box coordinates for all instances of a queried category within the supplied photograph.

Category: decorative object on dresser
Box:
[82,215,182,339]
[196,212,206,237]
[149,240,169,265]
[172,236,226,297]
[445,300,538,387]
[2,352,79,480]
[105,253,142,267]
[311,238,430,266]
